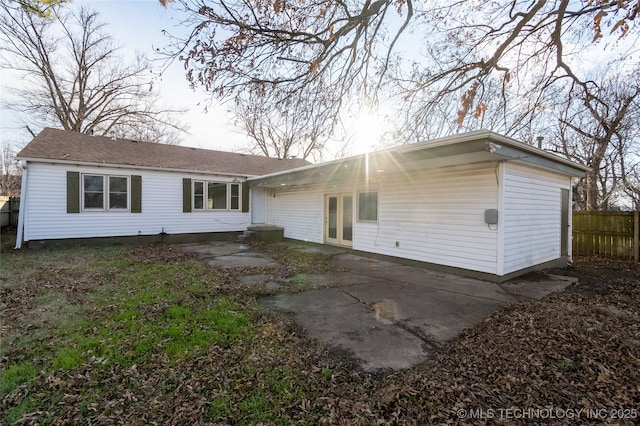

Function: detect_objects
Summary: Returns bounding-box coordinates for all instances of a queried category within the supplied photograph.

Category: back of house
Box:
[15,128,308,248]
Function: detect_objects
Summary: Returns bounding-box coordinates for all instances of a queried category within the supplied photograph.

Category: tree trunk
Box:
[585,170,599,211]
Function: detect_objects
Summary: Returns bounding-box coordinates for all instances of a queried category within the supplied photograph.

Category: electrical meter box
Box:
[484,209,499,225]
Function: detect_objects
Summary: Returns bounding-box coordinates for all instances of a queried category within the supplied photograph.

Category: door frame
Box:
[324,193,353,247]
[251,186,266,224]
[561,188,570,256]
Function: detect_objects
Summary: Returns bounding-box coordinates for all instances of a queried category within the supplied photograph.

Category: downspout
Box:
[15,160,28,249]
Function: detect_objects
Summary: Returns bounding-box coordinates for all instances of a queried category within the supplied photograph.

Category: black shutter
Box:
[67,171,80,213]
[241,182,249,213]
[131,175,142,213]
[182,178,192,212]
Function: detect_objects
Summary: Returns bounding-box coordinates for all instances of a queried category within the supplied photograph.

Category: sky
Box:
[0,0,253,155]
[0,0,395,161]
[2,1,635,163]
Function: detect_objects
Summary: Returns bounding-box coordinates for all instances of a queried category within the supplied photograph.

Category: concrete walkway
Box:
[181,241,577,372]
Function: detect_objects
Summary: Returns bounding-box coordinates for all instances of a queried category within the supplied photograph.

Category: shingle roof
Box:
[17,128,310,176]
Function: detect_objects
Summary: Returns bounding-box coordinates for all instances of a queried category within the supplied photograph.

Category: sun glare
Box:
[349,109,387,155]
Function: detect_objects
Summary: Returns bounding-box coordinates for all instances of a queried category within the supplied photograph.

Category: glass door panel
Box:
[328,196,338,240]
[325,193,353,247]
[342,195,353,243]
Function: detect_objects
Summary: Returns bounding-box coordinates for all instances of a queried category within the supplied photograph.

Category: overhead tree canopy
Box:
[162,0,639,207]
[15,0,69,17]
[162,0,638,124]
[1,2,187,144]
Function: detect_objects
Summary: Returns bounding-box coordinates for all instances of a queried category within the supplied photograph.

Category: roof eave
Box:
[249,131,589,186]
[17,156,260,178]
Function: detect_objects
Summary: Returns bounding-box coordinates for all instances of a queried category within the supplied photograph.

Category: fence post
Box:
[10,197,16,226]
[635,210,639,262]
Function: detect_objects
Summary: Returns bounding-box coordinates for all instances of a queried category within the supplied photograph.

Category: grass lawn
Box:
[1,234,639,424]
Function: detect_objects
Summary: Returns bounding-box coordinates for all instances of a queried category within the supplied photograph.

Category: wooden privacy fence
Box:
[0,196,20,228]
[572,211,640,261]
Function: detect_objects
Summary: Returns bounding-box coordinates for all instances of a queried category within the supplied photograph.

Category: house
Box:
[246,131,589,281]
[16,128,588,281]
[14,128,308,248]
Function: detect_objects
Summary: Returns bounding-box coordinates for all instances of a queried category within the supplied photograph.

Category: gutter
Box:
[15,160,28,249]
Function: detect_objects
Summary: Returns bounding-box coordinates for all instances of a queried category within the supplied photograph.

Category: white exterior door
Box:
[325,193,353,247]
[251,187,266,224]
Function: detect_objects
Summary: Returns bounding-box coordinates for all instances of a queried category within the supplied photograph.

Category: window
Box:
[82,174,129,211]
[193,181,204,210]
[83,175,104,209]
[230,183,240,210]
[190,180,241,211]
[208,182,227,209]
[109,176,128,209]
[358,191,378,222]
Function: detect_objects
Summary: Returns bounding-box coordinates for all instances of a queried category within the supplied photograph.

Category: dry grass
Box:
[1,242,638,425]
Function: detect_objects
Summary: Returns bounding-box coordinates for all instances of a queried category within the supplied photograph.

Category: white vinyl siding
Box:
[354,163,499,274]
[23,163,249,241]
[267,185,325,243]
[267,163,500,274]
[501,163,570,274]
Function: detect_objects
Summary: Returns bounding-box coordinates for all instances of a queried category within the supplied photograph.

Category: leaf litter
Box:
[1,244,638,425]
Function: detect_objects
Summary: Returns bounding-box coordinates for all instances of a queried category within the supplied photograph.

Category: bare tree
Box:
[14,0,69,17]
[1,142,21,197]
[159,0,416,143]
[234,87,336,161]
[161,0,639,209]
[547,69,640,210]
[0,3,187,144]
[161,0,638,127]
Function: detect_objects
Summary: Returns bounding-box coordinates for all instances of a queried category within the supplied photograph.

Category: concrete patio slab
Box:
[291,272,388,288]
[182,240,577,372]
[259,288,430,371]
[259,277,516,371]
[204,254,278,268]
[180,242,250,257]
[499,274,577,300]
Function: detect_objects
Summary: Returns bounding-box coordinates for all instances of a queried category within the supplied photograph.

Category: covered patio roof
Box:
[248,130,589,188]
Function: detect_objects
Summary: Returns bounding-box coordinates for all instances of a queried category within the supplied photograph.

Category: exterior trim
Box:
[496,162,505,276]
[18,157,256,179]
[249,130,590,186]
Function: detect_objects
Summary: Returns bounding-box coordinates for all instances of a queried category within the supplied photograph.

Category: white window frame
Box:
[108,175,129,210]
[357,190,378,223]
[230,183,240,210]
[193,180,205,211]
[207,182,228,210]
[192,181,242,212]
[82,174,130,212]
